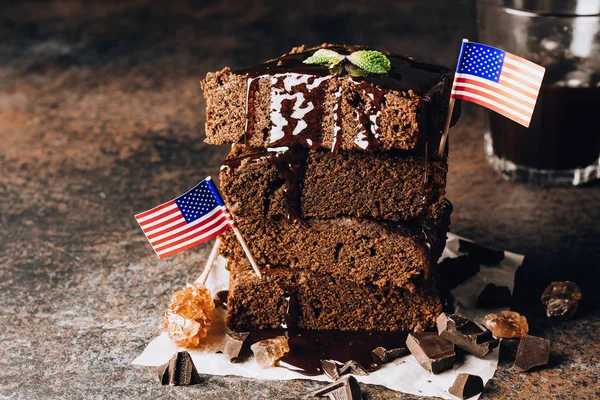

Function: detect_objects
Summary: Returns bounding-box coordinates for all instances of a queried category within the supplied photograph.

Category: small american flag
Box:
[451,40,545,127]
[135,177,234,259]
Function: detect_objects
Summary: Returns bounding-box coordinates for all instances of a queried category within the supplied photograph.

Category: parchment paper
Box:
[133,233,524,399]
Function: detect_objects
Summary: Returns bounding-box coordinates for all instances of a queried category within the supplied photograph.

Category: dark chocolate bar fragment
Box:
[514,335,550,372]
[477,283,512,308]
[157,351,201,386]
[406,332,456,374]
[311,375,362,400]
[437,313,499,358]
[448,373,484,399]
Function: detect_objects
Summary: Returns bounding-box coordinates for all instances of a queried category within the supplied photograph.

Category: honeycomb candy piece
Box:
[484,311,528,339]
[162,283,215,348]
[250,336,290,368]
[541,281,582,319]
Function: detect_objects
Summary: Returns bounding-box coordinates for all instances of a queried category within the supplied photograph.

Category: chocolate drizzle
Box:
[349,80,385,152]
[281,291,299,331]
[243,77,261,143]
[331,86,344,154]
[268,74,329,148]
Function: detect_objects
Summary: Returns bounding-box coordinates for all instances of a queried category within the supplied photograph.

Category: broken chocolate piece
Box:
[514,335,550,372]
[372,346,409,363]
[338,360,369,376]
[484,311,529,339]
[437,313,499,358]
[321,359,343,380]
[438,256,480,289]
[448,373,484,399]
[406,332,456,374]
[311,375,362,400]
[157,351,201,386]
[458,239,504,265]
[541,281,582,319]
[477,283,512,308]
[250,336,290,368]
[219,332,249,361]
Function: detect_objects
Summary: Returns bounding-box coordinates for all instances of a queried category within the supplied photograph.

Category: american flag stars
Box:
[174,181,225,223]
[457,43,505,83]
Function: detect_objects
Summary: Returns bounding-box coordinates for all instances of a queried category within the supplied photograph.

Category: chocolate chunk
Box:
[438,256,480,289]
[219,332,249,361]
[448,373,484,399]
[157,351,201,386]
[541,281,582,319]
[437,313,499,358]
[514,335,550,372]
[311,375,362,400]
[406,332,456,374]
[321,359,342,380]
[372,346,409,363]
[477,283,512,308]
[458,239,504,265]
[338,360,369,376]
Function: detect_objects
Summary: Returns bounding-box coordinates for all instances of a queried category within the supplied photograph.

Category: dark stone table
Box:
[1,1,598,398]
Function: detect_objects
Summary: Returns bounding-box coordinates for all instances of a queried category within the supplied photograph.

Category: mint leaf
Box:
[303,49,345,66]
[347,50,391,74]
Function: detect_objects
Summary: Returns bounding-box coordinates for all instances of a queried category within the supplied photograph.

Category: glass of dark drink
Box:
[478,0,600,186]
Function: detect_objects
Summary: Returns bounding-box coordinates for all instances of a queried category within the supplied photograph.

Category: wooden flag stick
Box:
[438,97,456,157]
[438,38,468,157]
[195,239,220,286]
[232,226,262,279]
[203,176,262,279]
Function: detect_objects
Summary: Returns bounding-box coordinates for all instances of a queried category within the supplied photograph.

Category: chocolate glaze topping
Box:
[235,44,451,95]
[237,44,451,153]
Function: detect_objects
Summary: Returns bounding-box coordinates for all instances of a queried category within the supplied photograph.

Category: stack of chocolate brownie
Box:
[201,44,457,332]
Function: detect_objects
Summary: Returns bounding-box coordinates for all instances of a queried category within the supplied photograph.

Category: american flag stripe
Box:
[455,75,536,103]
[451,40,544,127]
[454,76,536,105]
[139,208,181,229]
[152,209,232,249]
[451,92,530,127]
[147,206,223,241]
[134,177,236,259]
[157,223,232,259]
[504,54,545,77]
[136,201,178,220]
[499,70,541,92]
[453,78,535,111]
[155,217,232,257]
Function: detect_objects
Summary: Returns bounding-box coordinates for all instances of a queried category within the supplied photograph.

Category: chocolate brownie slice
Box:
[219,202,451,289]
[227,261,442,332]
[202,44,455,152]
[220,144,447,222]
